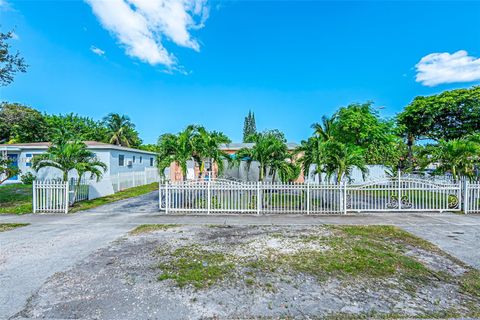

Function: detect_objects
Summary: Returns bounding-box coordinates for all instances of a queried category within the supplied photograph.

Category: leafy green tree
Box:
[32,139,107,202]
[0,158,20,184]
[331,102,398,164]
[0,29,27,86]
[103,113,141,147]
[44,113,108,142]
[397,86,480,162]
[0,102,48,143]
[243,110,257,142]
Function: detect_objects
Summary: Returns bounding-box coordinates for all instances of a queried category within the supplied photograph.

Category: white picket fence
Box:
[33,168,160,213]
[464,181,480,214]
[160,177,465,214]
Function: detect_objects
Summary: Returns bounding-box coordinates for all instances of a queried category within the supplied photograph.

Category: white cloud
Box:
[90,45,105,56]
[85,0,209,68]
[415,50,480,86]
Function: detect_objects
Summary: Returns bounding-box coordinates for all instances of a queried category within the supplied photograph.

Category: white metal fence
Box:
[160,177,463,214]
[33,180,70,214]
[465,182,480,214]
[112,168,160,193]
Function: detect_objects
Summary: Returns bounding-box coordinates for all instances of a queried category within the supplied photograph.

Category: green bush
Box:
[20,172,36,185]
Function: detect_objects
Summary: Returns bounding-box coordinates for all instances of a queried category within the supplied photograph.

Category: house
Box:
[0,141,157,184]
[167,142,304,182]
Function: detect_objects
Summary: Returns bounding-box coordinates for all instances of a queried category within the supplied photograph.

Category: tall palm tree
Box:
[193,127,231,179]
[32,140,107,203]
[294,137,322,181]
[103,113,137,147]
[321,141,368,184]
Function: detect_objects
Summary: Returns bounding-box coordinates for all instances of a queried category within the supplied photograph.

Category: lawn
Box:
[0,223,29,232]
[20,224,480,319]
[0,184,33,214]
[0,182,158,214]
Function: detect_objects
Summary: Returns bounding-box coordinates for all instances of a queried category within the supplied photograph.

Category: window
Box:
[119,155,125,166]
[140,156,142,164]
[133,156,136,163]
[150,157,154,166]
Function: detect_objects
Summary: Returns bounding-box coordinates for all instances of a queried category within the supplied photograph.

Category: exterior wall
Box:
[4,148,156,183]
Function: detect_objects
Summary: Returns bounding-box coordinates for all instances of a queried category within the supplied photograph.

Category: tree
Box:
[0,157,19,185]
[44,113,108,143]
[320,141,368,184]
[235,130,290,181]
[0,29,27,86]
[0,102,48,143]
[103,113,141,147]
[428,138,479,182]
[311,115,335,142]
[397,86,480,162]
[31,139,107,203]
[295,137,322,181]
[243,110,257,142]
[193,128,231,178]
[157,125,197,181]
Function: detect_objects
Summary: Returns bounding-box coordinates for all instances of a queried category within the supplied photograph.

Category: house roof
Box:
[0,141,157,155]
[220,142,298,151]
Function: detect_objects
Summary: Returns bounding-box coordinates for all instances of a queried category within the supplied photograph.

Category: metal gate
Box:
[346,177,461,212]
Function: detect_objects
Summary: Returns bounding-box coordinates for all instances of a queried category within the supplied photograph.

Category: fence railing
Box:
[465,181,480,214]
[160,177,464,214]
[112,168,160,193]
[33,180,69,214]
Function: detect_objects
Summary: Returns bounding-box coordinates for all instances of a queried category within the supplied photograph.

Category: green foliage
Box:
[0,102,48,143]
[157,125,231,180]
[398,86,480,142]
[320,141,368,184]
[0,29,27,87]
[129,224,180,235]
[32,139,107,198]
[0,157,20,185]
[20,172,35,185]
[242,110,257,142]
[44,113,108,142]
[103,113,142,147]
[0,223,29,232]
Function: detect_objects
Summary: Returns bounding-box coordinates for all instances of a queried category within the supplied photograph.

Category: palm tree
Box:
[193,128,231,179]
[32,140,107,203]
[157,125,197,181]
[294,137,322,182]
[103,113,138,147]
[311,115,335,142]
[431,139,479,182]
[321,141,368,184]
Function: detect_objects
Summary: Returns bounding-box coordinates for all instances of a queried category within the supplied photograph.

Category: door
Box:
[7,154,19,180]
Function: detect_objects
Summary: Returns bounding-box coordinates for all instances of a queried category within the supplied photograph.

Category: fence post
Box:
[207,180,211,214]
[117,173,120,191]
[144,170,147,185]
[343,182,347,214]
[132,171,135,188]
[64,181,69,214]
[32,180,37,214]
[165,182,169,214]
[257,182,261,214]
[398,171,402,210]
[463,180,469,214]
[306,182,310,215]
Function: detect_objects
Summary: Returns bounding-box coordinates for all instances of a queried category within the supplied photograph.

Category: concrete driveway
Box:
[1,191,479,318]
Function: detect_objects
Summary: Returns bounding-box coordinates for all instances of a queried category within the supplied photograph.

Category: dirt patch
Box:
[15,225,480,319]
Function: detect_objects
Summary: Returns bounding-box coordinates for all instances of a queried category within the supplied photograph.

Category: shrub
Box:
[21,172,36,185]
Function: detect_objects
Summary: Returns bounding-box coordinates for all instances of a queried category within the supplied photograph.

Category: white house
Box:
[0,141,158,194]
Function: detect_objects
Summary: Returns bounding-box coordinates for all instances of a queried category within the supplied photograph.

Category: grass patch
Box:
[460,270,480,297]
[0,184,32,215]
[0,223,29,232]
[248,226,435,281]
[156,245,235,289]
[70,183,158,213]
[130,224,180,235]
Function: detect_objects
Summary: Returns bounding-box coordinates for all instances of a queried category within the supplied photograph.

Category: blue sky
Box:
[1,0,480,144]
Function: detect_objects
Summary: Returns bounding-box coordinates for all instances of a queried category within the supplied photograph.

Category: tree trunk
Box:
[407,133,415,168]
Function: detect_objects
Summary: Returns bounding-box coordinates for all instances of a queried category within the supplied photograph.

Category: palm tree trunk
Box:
[407,133,415,168]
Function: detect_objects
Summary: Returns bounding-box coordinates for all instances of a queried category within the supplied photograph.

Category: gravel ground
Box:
[14,225,480,319]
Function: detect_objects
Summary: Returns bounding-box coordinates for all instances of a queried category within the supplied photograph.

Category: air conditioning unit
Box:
[127,160,133,167]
